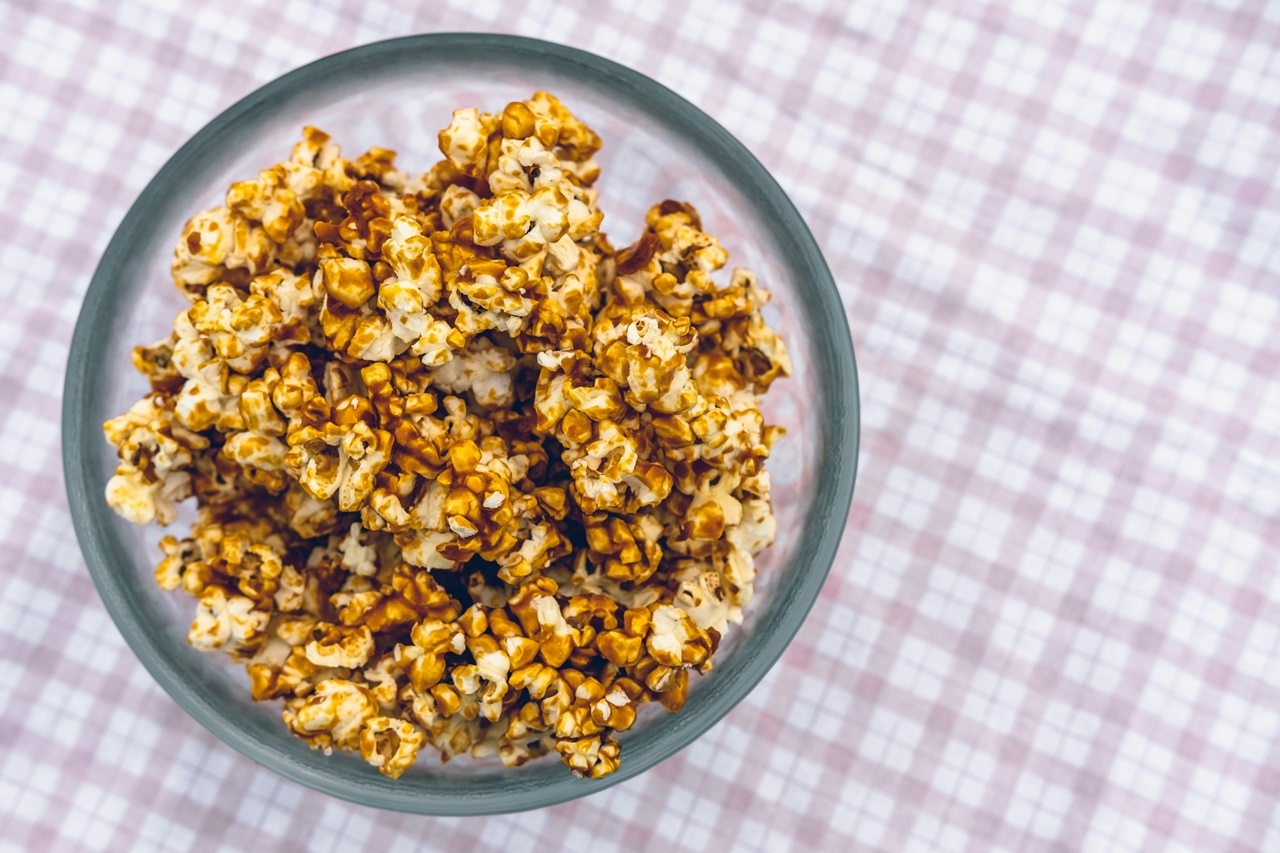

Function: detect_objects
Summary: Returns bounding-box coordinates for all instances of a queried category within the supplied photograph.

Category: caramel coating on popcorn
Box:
[103,93,790,781]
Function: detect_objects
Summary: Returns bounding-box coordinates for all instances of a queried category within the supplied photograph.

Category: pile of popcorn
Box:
[104,92,791,780]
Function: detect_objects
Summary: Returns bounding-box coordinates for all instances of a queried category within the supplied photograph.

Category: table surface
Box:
[4,0,1280,850]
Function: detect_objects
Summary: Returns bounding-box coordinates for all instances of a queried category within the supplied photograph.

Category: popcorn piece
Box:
[132,338,184,394]
[227,164,307,244]
[304,624,376,669]
[172,207,274,297]
[338,522,379,577]
[439,184,481,229]
[284,419,394,512]
[402,683,485,761]
[378,216,447,351]
[285,484,340,538]
[343,564,461,633]
[427,337,516,409]
[395,618,465,692]
[246,614,325,700]
[284,678,378,752]
[583,513,663,584]
[438,107,498,177]
[496,520,567,585]
[222,430,288,492]
[251,269,321,345]
[466,634,511,722]
[595,306,697,412]
[673,567,736,634]
[499,728,556,768]
[556,734,621,779]
[647,604,712,668]
[320,255,376,309]
[188,587,269,659]
[569,421,672,513]
[359,716,424,778]
[104,394,208,525]
[508,579,580,668]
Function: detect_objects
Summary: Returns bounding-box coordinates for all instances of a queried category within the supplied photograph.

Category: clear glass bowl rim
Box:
[62,32,860,815]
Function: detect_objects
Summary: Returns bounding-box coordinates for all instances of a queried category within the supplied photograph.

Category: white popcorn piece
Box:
[427,337,516,409]
[285,678,378,752]
[188,587,269,658]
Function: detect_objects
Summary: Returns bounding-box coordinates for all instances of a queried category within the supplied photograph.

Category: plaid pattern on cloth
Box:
[3,0,1280,849]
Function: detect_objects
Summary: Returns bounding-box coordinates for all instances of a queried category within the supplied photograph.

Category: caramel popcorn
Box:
[104,92,790,781]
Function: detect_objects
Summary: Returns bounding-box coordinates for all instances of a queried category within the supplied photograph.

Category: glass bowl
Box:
[62,34,859,815]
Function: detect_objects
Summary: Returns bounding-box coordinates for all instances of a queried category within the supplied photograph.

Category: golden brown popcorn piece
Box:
[223,378,291,491]
[284,483,341,538]
[507,577,580,668]
[284,417,394,512]
[350,564,463,635]
[552,672,606,739]
[222,432,288,493]
[401,682,485,762]
[319,253,376,309]
[227,164,307,244]
[246,614,325,700]
[378,217,453,359]
[359,716,424,778]
[496,519,569,585]
[204,532,290,604]
[439,184,481,230]
[627,655,685,712]
[533,352,674,515]
[304,623,376,669]
[449,261,538,338]
[563,594,621,631]
[155,534,201,592]
[319,180,395,261]
[465,633,512,722]
[237,372,286,435]
[175,363,246,434]
[528,91,602,162]
[132,338,185,394]
[556,734,621,779]
[351,146,403,186]
[595,606,652,668]
[500,100,557,147]
[271,352,321,425]
[570,421,672,513]
[499,729,557,768]
[582,513,663,584]
[395,618,465,692]
[165,307,254,434]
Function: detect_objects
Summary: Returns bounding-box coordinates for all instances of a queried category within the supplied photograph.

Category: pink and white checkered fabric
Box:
[3,0,1279,849]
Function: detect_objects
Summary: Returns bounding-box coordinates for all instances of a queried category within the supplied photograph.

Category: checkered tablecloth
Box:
[4,0,1280,849]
